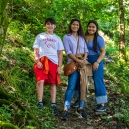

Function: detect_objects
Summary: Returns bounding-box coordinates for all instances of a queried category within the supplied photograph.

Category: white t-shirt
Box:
[33,33,64,64]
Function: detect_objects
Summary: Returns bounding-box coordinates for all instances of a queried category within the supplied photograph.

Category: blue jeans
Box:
[64,70,80,109]
[87,54,107,104]
[64,70,85,109]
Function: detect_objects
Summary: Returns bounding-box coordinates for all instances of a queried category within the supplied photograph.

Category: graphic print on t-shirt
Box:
[40,35,58,55]
[43,38,56,50]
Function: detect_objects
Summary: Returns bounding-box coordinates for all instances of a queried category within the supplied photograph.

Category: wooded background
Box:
[0,0,129,128]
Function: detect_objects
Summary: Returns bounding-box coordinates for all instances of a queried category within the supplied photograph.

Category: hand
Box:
[57,66,62,74]
[37,61,43,69]
[77,59,85,67]
[93,62,99,71]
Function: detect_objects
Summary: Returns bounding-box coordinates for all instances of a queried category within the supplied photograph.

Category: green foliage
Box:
[23,126,35,129]
[0,121,19,129]
[7,21,35,48]
[114,98,129,125]
[0,0,129,128]
[0,105,14,122]
[106,47,119,57]
[63,52,67,66]
[0,59,9,69]
[105,60,129,95]
[0,42,60,128]
[36,106,57,129]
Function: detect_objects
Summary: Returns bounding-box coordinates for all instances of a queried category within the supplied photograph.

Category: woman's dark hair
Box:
[85,20,99,52]
[67,18,85,38]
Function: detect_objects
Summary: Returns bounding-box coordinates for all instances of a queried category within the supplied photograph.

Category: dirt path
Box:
[55,77,129,129]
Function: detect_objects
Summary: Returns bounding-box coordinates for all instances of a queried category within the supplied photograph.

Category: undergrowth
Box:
[0,41,129,128]
[0,44,58,129]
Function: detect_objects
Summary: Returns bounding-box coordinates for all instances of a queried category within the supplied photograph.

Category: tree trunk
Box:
[118,0,126,61]
[0,0,10,56]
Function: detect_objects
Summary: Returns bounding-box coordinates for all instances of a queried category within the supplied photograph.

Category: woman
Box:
[73,20,108,112]
[61,18,88,120]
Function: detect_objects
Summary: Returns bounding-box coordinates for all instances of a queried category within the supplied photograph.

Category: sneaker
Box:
[61,110,68,120]
[72,99,79,108]
[76,108,87,119]
[51,106,59,116]
[95,105,106,112]
[38,102,43,109]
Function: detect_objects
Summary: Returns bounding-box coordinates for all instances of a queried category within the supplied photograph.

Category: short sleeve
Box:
[97,36,105,49]
[57,36,64,50]
[33,35,40,49]
[83,38,88,53]
[63,35,72,55]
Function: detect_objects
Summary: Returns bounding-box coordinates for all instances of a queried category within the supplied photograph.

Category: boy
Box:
[33,18,64,115]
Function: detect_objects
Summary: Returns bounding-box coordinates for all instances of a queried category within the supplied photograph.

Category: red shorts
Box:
[34,59,58,85]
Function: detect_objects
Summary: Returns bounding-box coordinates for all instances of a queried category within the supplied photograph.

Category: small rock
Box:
[95,111,107,115]
[108,121,117,125]
[86,126,94,129]
[86,121,92,125]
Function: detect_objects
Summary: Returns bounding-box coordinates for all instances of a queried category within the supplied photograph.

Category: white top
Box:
[33,33,64,64]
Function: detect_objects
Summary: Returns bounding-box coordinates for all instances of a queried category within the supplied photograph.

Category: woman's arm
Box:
[92,48,105,70]
[96,48,105,63]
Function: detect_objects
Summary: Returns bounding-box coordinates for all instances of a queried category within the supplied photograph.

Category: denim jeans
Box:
[64,70,85,109]
[87,54,107,104]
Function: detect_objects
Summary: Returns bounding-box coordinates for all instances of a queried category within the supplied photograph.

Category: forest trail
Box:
[55,77,129,129]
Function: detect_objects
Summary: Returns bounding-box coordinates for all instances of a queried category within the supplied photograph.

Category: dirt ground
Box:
[55,77,129,129]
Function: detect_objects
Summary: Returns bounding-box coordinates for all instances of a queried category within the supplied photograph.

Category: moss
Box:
[0,86,39,128]
[0,121,19,129]
[0,85,15,100]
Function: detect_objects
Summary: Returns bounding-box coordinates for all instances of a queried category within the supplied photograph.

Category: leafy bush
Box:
[105,60,129,95]
[0,42,58,128]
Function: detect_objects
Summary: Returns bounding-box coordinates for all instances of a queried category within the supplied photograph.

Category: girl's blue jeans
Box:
[64,70,85,109]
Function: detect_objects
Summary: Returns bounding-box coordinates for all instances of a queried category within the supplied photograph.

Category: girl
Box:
[61,18,88,120]
[85,20,107,111]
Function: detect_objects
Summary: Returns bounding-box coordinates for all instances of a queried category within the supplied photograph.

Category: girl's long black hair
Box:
[85,20,99,52]
[67,18,85,38]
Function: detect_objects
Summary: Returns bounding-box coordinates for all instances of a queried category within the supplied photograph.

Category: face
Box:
[45,22,56,34]
[71,21,79,33]
[88,23,97,35]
